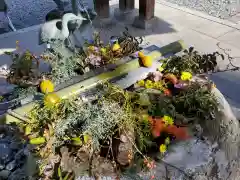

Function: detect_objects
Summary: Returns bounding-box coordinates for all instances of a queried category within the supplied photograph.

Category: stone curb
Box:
[0,24,41,39]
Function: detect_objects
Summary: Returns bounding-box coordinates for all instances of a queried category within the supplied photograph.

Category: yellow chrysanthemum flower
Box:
[154,82,163,90]
[152,82,159,89]
[137,80,145,87]
[145,84,153,89]
[163,115,174,126]
[180,72,192,81]
[145,80,154,89]
[165,137,170,145]
[146,80,153,84]
[159,144,167,154]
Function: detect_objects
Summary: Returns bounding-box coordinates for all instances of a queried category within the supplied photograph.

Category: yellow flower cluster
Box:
[137,79,164,90]
[159,144,167,154]
[145,80,154,89]
[162,115,174,126]
[137,80,145,87]
[159,137,171,154]
[180,72,192,81]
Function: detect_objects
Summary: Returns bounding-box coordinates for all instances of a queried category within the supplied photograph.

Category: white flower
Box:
[0,64,10,76]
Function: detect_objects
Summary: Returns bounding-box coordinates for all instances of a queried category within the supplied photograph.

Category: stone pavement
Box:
[1,0,240,114]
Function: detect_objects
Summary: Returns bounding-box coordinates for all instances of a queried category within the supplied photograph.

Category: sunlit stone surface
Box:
[163,0,240,19]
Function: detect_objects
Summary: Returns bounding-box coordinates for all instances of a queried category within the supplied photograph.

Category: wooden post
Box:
[132,0,156,29]
[115,0,135,21]
[95,0,110,18]
[139,0,155,20]
[119,0,135,11]
[0,0,7,12]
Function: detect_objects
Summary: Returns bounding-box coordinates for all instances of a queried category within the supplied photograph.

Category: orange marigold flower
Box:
[163,89,171,96]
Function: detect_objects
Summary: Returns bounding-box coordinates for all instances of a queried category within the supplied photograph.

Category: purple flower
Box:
[174,83,187,89]
[86,54,102,66]
[130,51,140,58]
[88,39,94,44]
[94,47,99,52]
[148,71,163,82]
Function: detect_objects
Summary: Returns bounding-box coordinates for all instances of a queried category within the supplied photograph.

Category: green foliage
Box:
[146,82,218,123]
[41,52,79,85]
[11,86,38,99]
[0,86,38,106]
[28,98,76,131]
[5,50,41,87]
[162,47,224,75]
[25,45,223,179]
[148,97,176,118]
[0,49,41,105]
[84,29,143,66]
[136,118,154,152]
[0,95,4,102]
[117,27,143,56]
[28,94,131,150]
[100,83,153,151]
[54,99,128,150]
[84,31,103,47]
[172,82,218,121]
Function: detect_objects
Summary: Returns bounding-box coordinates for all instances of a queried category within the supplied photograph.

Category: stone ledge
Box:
[114,8,137,22]
[132,16,158,30]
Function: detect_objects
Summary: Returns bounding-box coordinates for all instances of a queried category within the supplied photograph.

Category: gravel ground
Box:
[0,0,59,33]
[164,0,240,19]
[0,0,96,34]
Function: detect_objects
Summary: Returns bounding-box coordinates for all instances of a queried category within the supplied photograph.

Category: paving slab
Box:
[217,29,240,49]
[226,12,240,23]
[156,0,239,28]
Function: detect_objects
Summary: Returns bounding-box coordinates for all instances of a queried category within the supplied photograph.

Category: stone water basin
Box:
[3,39,237,180]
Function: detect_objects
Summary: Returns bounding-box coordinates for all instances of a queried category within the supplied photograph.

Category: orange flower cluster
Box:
[148,116,190,140]
[144,159,156,170]
[127,149,133,163]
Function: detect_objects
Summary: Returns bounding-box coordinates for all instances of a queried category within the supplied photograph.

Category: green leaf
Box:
[29,137,46,145]
[71,137,83,146]
[83,134,90,144]
[58,166,63,180]
[63,173,70,180]
[24,125,32,135]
